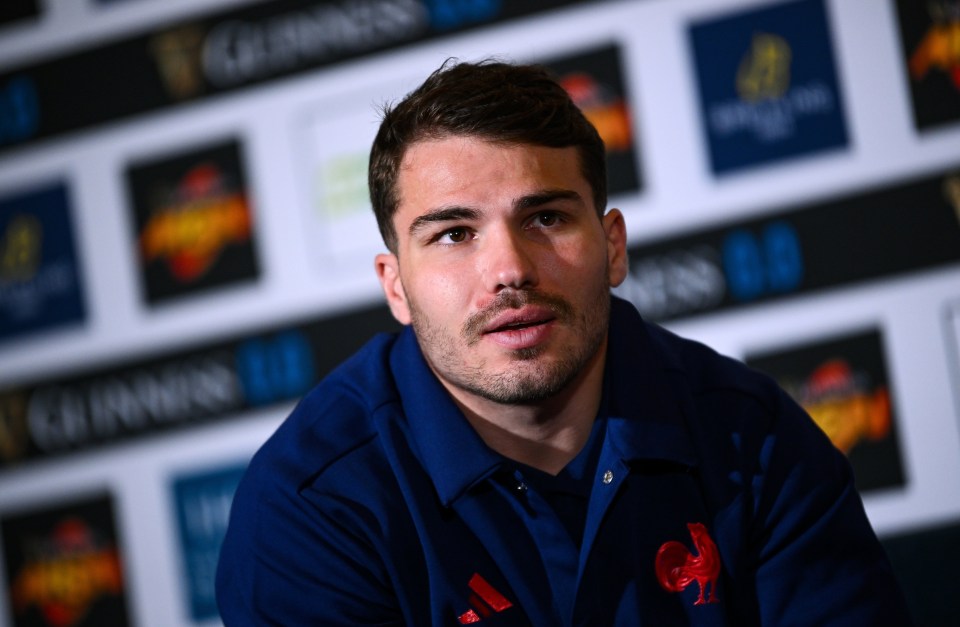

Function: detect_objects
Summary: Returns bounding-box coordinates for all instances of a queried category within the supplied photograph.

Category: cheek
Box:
[546,238,608,280]
[407,271,468,317]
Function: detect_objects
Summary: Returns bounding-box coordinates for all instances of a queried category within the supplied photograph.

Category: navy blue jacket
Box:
[216,297,910,625]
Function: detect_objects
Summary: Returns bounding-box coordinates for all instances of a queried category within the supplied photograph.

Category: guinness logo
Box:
[150,25,207,100]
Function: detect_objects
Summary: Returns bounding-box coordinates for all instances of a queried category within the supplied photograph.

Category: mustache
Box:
[463,291,574,342]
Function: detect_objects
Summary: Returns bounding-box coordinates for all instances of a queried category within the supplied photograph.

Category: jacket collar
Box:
[388,296,698,507]
[390,327,503,507]
[602,297,699,469]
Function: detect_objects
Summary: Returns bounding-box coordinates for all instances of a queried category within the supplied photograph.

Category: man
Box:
[216,59,911,625]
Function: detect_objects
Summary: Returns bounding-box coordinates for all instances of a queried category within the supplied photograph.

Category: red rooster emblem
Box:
[655,522,721,605]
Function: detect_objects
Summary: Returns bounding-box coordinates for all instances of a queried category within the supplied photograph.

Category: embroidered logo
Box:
[655,522,721,605]
[457,573,514,624]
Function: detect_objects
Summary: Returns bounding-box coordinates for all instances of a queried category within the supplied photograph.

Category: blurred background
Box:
[0,0,958,624]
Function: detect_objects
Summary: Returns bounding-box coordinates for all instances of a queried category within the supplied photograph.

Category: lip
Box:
[481,306,557,350]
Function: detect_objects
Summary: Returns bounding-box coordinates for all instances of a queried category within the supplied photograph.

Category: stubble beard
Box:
[408,280,612,405]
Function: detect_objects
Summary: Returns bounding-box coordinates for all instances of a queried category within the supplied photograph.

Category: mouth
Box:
[478,306,558,350]
[463,292,573,351]
[483,309,555,335]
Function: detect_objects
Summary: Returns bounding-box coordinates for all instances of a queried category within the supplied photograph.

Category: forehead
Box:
[395,136,588,213]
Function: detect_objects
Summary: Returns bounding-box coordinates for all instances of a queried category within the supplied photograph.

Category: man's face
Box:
[376,136,627,406]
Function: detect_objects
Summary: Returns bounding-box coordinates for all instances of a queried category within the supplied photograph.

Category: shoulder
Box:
[648,320,828,460]
[609,297,831,468]
[221,330,410,576]
[630,308,848,506]
[217,331,414,623]
[610,296,782,422]
[646,321,781,416]
[243,330,403,498]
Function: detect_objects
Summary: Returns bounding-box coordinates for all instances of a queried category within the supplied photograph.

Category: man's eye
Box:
[439,228,469,244]
[533,212,561,227]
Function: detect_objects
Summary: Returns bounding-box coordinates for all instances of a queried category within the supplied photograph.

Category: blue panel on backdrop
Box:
[0,182,87,343]
[689,0,848,175]
[172,463,247,622]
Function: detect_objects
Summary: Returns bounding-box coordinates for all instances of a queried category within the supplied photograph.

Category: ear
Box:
[375,253,411,325]
[603,208,628,288]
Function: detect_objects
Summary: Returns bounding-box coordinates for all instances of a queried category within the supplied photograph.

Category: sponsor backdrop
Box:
[0,0,958,624]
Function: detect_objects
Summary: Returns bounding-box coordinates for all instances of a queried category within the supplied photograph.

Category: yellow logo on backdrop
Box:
[737,33,791,101]
[140,196,251,282]
[11,519,124,627]
[786,359,891,455]
[909,8,960,87]
[139,163,252,282]
[559,73,632,152]
[1,214,42,282]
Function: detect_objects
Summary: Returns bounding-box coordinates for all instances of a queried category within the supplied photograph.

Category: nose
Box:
[480,225,539,292]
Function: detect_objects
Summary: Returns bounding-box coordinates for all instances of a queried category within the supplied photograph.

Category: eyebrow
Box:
[514,188,583,210]
[408,206,480,237]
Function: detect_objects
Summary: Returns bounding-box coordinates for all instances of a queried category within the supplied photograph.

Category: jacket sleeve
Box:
[750,388,913,625]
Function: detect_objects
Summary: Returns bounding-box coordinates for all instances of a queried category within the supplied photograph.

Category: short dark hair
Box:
[368,58,608,253]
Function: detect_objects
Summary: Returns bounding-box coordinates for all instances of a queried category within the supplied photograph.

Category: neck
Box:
[445,339,608,476]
